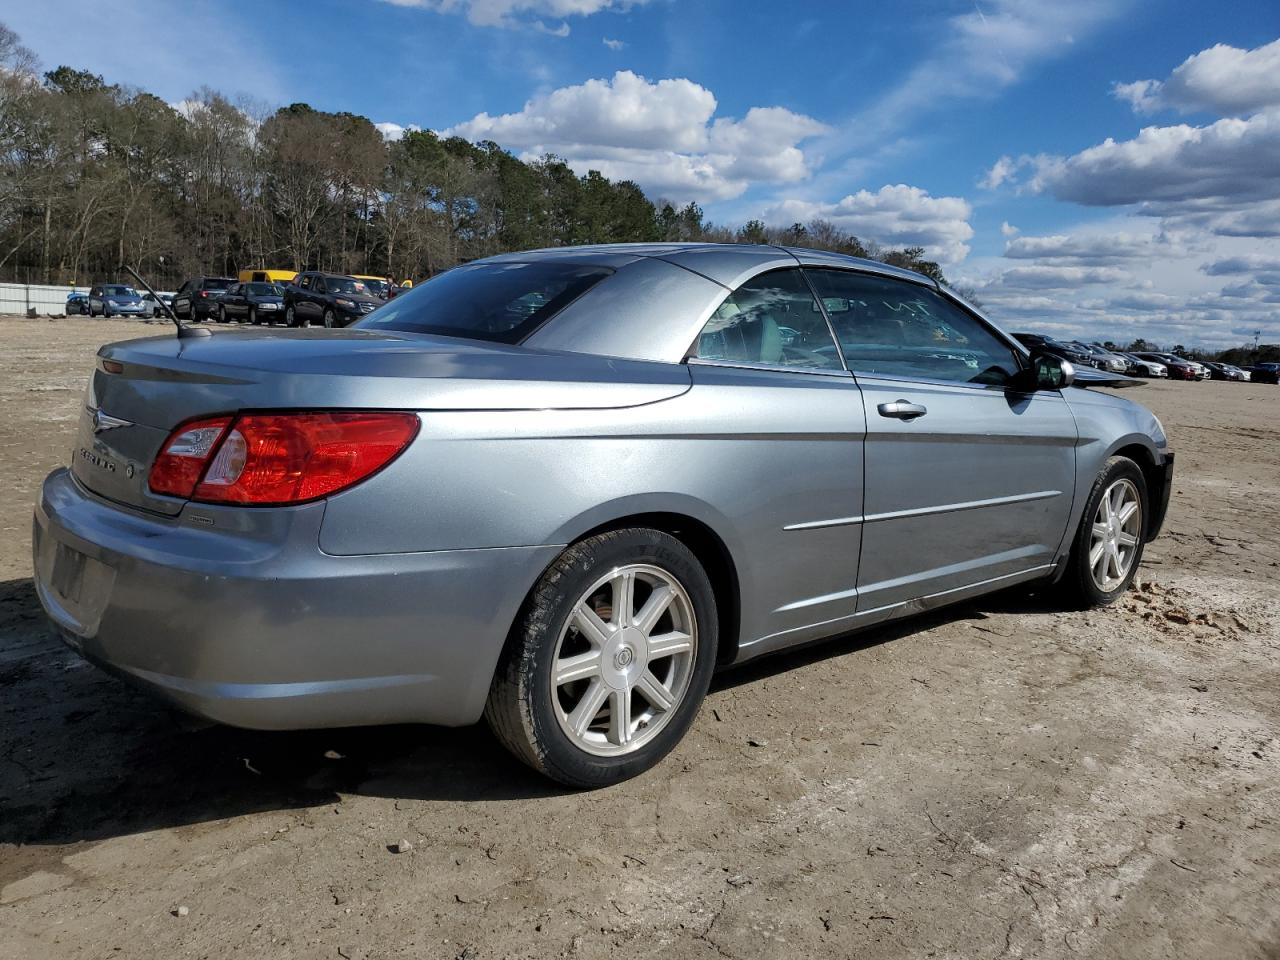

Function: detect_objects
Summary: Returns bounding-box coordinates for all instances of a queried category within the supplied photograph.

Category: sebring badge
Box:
[87,406,132,434]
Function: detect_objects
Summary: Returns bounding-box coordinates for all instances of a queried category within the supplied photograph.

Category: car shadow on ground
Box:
[0,575,1060,849]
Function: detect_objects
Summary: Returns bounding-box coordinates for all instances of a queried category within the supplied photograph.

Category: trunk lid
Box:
[75,327,691,515]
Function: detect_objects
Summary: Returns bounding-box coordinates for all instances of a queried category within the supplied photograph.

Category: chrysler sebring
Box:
[33,244,1173,787]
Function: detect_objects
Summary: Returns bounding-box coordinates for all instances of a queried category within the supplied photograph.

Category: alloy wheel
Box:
[1089,478,1142,591]
[551,564,697,757]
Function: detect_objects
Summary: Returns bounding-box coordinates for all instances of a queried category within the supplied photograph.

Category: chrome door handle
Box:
[877,400,927,420]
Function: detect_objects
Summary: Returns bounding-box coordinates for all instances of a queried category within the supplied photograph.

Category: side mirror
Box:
[1028,352,1074,390]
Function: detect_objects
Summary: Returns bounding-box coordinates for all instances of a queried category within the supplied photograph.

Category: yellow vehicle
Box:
[238,268,297,286]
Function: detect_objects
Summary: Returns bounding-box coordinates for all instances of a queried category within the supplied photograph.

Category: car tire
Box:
[1061,456,1148,609]
[218,305,227,323]
[323,309,336,329]
[485,528,718,788]
[249,307,259,326]
[285,305,296,327]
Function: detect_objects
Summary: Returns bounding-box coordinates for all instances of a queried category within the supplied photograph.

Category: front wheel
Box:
[249,306,259,325]
[285,305,297,327]
[1062,456,1148,608]
[323,308,336,328]
[486,529,718,788]
[217,305,228,323]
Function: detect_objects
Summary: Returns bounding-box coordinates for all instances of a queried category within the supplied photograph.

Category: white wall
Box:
[0,282,174,315]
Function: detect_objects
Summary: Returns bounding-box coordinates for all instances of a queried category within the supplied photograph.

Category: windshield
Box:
[355,262,612,343]
[326,277,368,296]
[104,285,137,297]
[360,279,389,297]
[244,282,282,296]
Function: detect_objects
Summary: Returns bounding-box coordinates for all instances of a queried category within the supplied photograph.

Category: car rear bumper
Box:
[33,468,560,730]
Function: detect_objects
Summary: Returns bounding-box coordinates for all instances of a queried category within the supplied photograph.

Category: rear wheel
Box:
[1062,456,1148,608]
[486,529,717,788]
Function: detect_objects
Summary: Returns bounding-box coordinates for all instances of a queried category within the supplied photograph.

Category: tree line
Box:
[0,23,949,293]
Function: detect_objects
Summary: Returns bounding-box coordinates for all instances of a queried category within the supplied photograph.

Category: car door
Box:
[803,268,1078,617]
[298,274,320,322]
[173,281,192,319]
[685,267,868,655]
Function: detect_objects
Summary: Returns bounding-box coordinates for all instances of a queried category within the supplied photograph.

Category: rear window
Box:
[202,278,233,290]
[354,261,611,343]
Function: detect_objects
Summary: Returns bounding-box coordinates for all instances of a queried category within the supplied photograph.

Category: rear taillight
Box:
[148,417,232,498]
[149,412,419,505]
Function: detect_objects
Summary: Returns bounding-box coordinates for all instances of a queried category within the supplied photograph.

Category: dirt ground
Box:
[1,316,1277,960]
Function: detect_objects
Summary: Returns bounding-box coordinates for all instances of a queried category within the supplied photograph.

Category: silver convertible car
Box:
[33,244,1173,787]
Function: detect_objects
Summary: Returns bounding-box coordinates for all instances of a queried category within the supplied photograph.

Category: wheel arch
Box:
[1107,439,1167,542]
[533,497,746,667]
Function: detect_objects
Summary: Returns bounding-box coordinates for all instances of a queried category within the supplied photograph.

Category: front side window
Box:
[356,261,612,343]
[805,269,1020,386]
[693,268,842,371]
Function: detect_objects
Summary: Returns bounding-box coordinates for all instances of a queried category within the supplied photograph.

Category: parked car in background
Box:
[217,281,286,324]
[1011,333,1096,368]
[1134,352,1197,381]
[1116,352,1167,378]
[284,272,382,328]
[141,292,173,317]
[238,268,297,287]
[173,276,235,321]
[33,243,1174,787]
[65,292,88,316]
[1204,362,1249,381]
[1245,362,1280,384]
[1082,343,1130,373]
[88,284,148,318]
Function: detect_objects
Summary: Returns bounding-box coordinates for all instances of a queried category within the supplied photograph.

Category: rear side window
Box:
[693,268,842,371]
[355,262,611,343]
[805,269,1020,386]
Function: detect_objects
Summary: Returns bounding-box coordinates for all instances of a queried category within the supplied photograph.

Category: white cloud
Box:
[995,264,1133,289]
[380,0,645,32]
[1003,231,1179,265]
[602,37,624,50]
[1202,254,1280,276]
[764,185,974,264]
[374,121,421,140]
[981,155,1024,190]
[1012,109,1280,240]
[1113,39,1280,116]
[445,70,827,201]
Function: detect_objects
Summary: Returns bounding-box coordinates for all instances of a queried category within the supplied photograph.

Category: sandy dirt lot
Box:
[1,316,1277,960]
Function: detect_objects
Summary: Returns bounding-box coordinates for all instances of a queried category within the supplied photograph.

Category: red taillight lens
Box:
[149,412,419,505]
[148,417,232,498]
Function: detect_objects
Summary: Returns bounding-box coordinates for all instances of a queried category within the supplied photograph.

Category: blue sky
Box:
[8,0,1280,346]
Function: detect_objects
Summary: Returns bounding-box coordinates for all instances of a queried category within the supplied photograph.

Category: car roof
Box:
[474,242,937,290]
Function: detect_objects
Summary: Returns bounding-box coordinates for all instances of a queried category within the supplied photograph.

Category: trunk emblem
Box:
[87,406,133,434]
